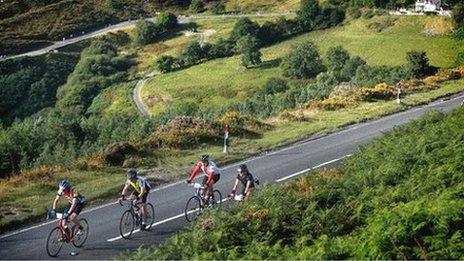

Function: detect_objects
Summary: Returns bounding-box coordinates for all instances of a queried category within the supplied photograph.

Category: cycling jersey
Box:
[237,172,255,189]
[126,176,151,194]
[188,160,222,185]
[57,187,85,204]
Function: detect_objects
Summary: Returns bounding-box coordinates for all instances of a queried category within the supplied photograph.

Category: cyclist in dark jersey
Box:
[120,169,152,230]
[228,164,255,201]
[51,179,85,234]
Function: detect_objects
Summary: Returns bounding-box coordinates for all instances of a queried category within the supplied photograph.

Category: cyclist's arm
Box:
[205,172,215,186]
[67,197,78,214]
[121,182,130,197]
[231,179,239,192]
[52,194,60,209]
[187,162,202,181]
[244,180,253,195]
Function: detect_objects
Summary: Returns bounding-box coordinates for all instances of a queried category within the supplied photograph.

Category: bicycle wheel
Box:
[211,190,223,209]
[119,210,135,239]
[144,203,155,230]
[72,218,89,248]
[185,196,202,222]
[46,227,64,257]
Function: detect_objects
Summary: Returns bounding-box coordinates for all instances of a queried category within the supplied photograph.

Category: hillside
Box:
[124,106,464,259]
[0,0,299,55]
[141,15,463,116]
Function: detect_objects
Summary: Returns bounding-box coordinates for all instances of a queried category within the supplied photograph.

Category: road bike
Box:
[184,183,222,222]
[45,212,89,257]
[119,199,155,239]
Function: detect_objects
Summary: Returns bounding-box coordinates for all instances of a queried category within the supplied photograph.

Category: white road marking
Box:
[275,154,352,182]
[1,93,462,240]
[107,198,228,242]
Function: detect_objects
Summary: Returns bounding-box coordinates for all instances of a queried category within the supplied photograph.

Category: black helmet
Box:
[200,155,209,164]
[237,164,248,173]
[127,168,137,179]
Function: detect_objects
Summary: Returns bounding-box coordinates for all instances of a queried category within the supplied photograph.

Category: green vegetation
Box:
[235,35,262,68]
[0,54,78,126]
[123,105,464,260]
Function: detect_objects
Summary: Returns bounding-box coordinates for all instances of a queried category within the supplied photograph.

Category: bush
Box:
[275,17,300,36]
[455,51,464,66]
[182,41,206,65]
[257,21,283,46]
[307,97,359,110]
[149,116,219,148]
[189,0,205,13]
[208,38,235,58]
[229,17,260,43]
[210,1,225,14]
[156,12,178,31]
[353,83,396,101]
[134,20,160,46]
[326,46,350,72]
[259,78,289,96]
[282,41,326,79]
[406,51,434,78]
[366,17,396,32]
[297,0,322,31]
[235,35,262,68]
[155,55,177,73]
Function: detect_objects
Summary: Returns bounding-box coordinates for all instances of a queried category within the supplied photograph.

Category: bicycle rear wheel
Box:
[185,196,202,222]
[46,227,64,257]
[211,190,223,209]
[72,218,89,247]
[119,210,135,239]
[144,203,155,230]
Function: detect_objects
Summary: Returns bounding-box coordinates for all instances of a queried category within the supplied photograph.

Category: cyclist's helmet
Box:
[200,155,209,164]
[237,164,248,173]
[59,179,71,191]
[127,168,137,180]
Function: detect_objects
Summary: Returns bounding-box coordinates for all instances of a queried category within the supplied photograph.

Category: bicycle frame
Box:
[50,213,74,242]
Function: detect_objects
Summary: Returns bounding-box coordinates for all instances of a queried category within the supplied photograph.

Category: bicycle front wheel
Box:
[119,210,135,239]
[46,227,64,257]
[211,190,223,209]
[72,218,89,247]
[185,196,202,222]
[145,203,155,230]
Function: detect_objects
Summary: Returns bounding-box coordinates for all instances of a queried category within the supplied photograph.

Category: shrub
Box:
[229,17,260,43]
[257,21,283,46]
[406,50,434,78]
[235,35,262,68]
[208,38,235,58]
[134,20,160,46]
[258,78,289,96]
[353,83,396,101]
[155,55,177,73]
[455,51,464,66]
[297,0,322,31]
[189,0,205,13]
[422,17,454,36]
[182,41,206,65]
[149,116,219,149]
[307,97,359,110]
[275,17,300,36]
[340,56,367,81]
[210,1,225,14]
[326,46,350,72]
[282,41,326,79]
[156,12,178,31]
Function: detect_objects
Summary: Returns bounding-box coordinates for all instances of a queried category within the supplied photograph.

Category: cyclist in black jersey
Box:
[228,164,255,201]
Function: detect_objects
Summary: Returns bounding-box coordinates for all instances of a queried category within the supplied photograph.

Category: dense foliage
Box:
[0,54,78,125]
[281,41,326,79]
[125,107,464,260]
[235,35,262,68]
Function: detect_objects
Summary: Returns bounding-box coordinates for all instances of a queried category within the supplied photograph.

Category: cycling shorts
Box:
[65,202,85,215]
[202,174,220,185]
[131,189,150,203]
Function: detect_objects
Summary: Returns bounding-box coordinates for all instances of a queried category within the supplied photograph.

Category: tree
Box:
[326,46,350,72]
[258,21,283,45]
[157,12,178,31]
[156,55,176,73]
[296,0,322,31]
[135,20,159,45]
[406,51,432,78]
[189,0,204,13]
[235,35,262,68]
[182,41,205,65]
[281,41,326,79]
[229,17,260,43]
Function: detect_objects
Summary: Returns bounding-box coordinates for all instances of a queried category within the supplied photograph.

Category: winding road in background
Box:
[0,12,293,61]
[1,92,463,260]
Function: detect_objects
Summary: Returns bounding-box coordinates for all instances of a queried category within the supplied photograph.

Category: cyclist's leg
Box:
[70,202,84,228]
[140,191,149,225]
[244,188,253,201]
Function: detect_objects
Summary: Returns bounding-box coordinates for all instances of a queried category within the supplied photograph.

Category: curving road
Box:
[1,12,293,61]
[1,92,463,260]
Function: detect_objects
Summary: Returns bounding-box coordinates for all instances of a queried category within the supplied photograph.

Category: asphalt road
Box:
[0,12,292,61]
[1,93,463,260]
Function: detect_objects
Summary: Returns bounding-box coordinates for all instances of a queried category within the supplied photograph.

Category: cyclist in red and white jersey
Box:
[186,155,221,200]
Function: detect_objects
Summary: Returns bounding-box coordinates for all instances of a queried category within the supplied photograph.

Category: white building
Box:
[415,0,441,12]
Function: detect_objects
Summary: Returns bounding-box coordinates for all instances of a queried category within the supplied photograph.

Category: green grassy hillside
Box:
[141,15,463,115]
[124,106,464,260]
